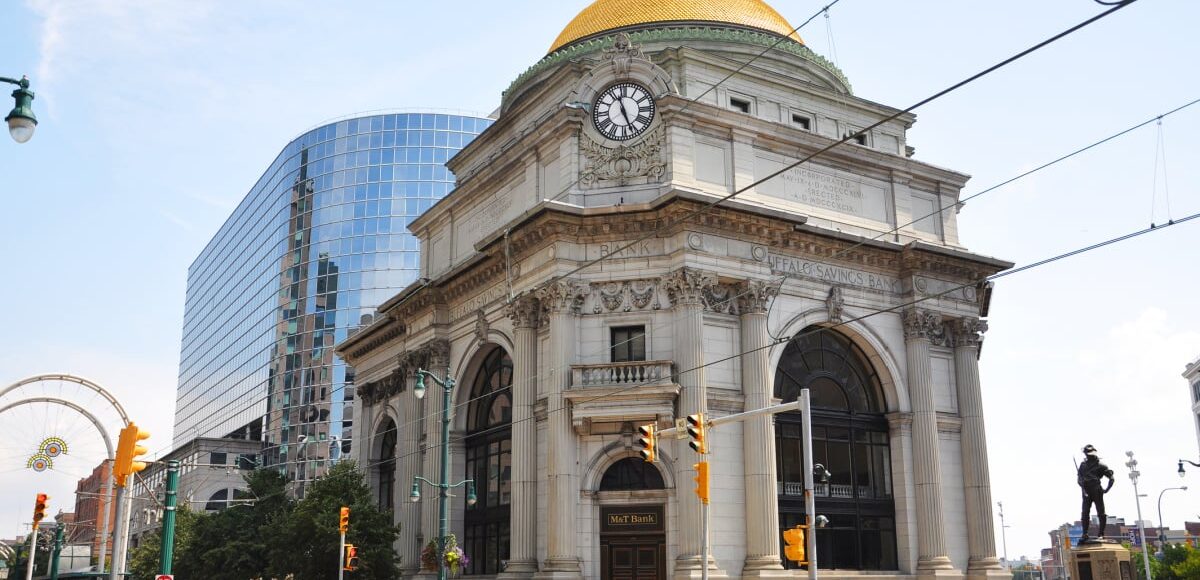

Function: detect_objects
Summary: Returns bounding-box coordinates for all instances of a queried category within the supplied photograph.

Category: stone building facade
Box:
[336,2,1012,578]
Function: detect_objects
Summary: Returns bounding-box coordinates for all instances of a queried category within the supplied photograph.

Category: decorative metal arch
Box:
[0,373,131,425]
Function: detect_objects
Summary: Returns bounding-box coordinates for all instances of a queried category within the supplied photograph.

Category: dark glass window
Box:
[599,458,665,491]
[792,113,812,131]
[209,452,227,465]
[611,326,646,363]
[774,327,896,570]
[377,418,397,512]
[464,348,513,575]
[205,489,229,512]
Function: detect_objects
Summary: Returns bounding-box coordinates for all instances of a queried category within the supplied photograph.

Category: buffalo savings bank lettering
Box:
[769,254,901,294]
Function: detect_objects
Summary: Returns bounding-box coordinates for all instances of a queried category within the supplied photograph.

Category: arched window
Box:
[599,457,665,491]
[376,418,397,512]
[463,348,512,575]
[205,489,229,512]
[774,327,896,570]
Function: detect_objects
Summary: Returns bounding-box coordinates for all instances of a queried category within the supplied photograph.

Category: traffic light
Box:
[783,524,807,563]
[114,422,150,487]
[686,413,707,454]
[637,424,656,463]
[32,493,49,529]
[693,461,710,504]
[339,506,350,533]
[344,544,359,571]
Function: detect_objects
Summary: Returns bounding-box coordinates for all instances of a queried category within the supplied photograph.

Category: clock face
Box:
[593,82,656,141]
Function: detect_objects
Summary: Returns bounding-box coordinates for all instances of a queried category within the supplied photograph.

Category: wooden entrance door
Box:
[601,537,664,580]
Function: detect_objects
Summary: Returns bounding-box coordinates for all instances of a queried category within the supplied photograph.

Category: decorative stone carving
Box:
[359,368,407,406]
[826,286,845,323]
[589,279,661,314]
[902,308,947,345]
[602,32,647,72]
[950,317,988,349]
[737,280,780,314]
[423,339,451,370]
[702,282,739,315]
[662,268,718,309]
[505,295,541,329]
[536,280,589,316]
[579,124,666,187]
[473,309,489,347]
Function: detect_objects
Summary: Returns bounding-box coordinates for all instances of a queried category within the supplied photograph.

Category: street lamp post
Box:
[2,75,36,143]
[1125,451,1152,580]
[409,368,476,580]
[1155,486,1187,556]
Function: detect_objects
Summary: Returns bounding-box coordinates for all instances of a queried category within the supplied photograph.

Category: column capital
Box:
[506,295,541,329]
[417,338,450,370]
[736,279,779,314]
[536,279,588,315]
[902,308,946,345]
[950,317,988,349]
[662,267,719,309]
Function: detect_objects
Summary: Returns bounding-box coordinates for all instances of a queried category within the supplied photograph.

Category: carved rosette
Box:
[901,308,947,345]
[579,124,667,187]
[505,295,541,329]
[950,317,988,349]
[737,280,779,315]
[826,286,846,323]
[536,280,589,316]
[662,268,718,309]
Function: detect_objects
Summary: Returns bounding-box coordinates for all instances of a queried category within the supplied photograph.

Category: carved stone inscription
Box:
[754,155,888,223]
[450,283,508,322]
[584,238,665,261]
[769,253,901,294]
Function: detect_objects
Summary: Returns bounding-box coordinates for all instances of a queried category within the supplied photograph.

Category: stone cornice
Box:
[338,315,407,363]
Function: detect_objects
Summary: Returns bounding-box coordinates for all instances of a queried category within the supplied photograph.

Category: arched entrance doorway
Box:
[774,326,897,569]
[598,457,666,580]
[462,347,513,575]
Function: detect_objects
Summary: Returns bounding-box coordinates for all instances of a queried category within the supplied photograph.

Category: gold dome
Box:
[549,0,803,53]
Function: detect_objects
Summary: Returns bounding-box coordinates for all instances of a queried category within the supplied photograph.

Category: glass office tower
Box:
[174,111,493,489]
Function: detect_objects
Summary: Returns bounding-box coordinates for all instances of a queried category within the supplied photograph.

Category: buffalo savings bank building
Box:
[336,1,1013,579]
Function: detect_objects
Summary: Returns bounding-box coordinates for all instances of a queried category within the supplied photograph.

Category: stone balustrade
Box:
[570,360,674,388]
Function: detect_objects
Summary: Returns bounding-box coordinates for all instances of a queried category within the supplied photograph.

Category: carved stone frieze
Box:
[505,295,541,329]
[826,286,845,323]
[662,268,718,309]
[737,280,780,315]
[360,368,407,406]
[589,279,661,314]
[901,308,947,346]
[949,317,988,349]
[579,124,666,187]
[536,280,589,316]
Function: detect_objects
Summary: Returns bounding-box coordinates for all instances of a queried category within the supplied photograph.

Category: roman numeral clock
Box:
[592,82,655,141]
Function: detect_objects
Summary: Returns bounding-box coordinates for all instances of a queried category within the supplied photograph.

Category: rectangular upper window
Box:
[791,113,812,131]
[729,96,752,114]
[611,325,647,363]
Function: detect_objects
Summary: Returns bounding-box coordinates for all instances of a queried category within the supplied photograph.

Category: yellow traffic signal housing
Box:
[339,506,351,532]
[637,424,657,463]
[114,423,151,487]
[686,413,707,454]
[32,493,49,529]
[693,461,710,504]
[344,544,359,571]
[783,525,807,563]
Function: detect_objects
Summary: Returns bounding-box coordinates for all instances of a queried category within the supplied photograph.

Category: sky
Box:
[1,0,1198,562]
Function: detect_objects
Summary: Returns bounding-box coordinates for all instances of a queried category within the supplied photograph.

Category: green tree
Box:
[174,468,292,580]
[1171,547,1200,579]
[128,503,200,580]
[269,461,399,580]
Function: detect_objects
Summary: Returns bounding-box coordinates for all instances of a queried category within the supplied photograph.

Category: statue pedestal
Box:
[1069,541,1133,580]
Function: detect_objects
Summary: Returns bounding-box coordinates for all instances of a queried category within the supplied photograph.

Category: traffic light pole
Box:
[159,460,180,577]
[107,485,128,580]
[50,523,64,580]
[800,389,817,580]
[338,530,346,580]
[24,526,36,580]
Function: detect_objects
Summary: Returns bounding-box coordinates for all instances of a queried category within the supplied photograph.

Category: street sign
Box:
[156,575,174,580]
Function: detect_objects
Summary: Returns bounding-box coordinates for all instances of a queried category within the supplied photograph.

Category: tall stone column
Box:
[416,340,450,579]
[901,309,953,572]
[534,282,584,579]
[398,357,425,578]
[663,268,728,580]
[738,281,787,577]
[952,318,1003,576]
[503,296,541,578]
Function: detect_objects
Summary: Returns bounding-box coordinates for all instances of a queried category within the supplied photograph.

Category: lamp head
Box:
[1180,461,1187,478]
[6,77,36,144]
[413,371,426,400]
[815,515,830,528]
[409,480,421,503]
[466,482,477,507]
